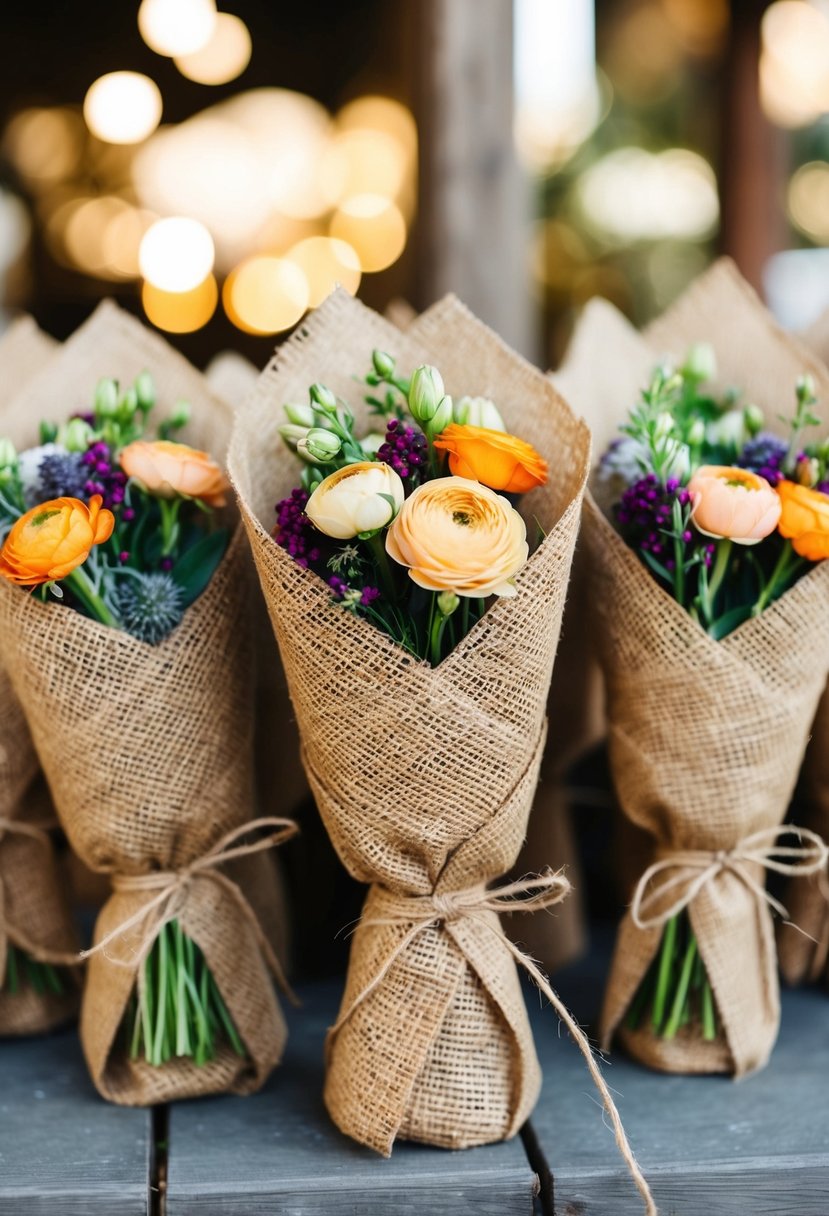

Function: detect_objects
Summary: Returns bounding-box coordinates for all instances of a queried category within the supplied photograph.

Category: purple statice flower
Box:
[329,575,380,611]
[377,418,427,482]
[36,450,88,501]
[737,432,788,486]
[616,474,714,568]
[274,488,321,569]
[81,440,127,510]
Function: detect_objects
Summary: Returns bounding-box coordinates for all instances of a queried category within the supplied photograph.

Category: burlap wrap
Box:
[228,289,590,1152]
[0,303,289,1102]
[0,315,80,1034]
[585,492,829,1075]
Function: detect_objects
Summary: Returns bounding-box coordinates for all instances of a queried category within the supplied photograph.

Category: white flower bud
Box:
[59,418,94,453]
[95,378,119,418]
[453,395,506,431]
[299,428,342,462]
[310,383,338,413]
[284,402,316,427]
[683,342,717,383]
[408,365,445,423]
[0,437,17,470]
[428,395,453,438]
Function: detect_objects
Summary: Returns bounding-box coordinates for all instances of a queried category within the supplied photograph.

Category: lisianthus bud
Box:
[706,409,746,448]
[310,383,338,413]
[437,590,459,616]
[135,370,156,413]
[118,387,138,421]
[170,400,191,430]
[59,418,94,453]
[408,365,445,423]
[95,378,119,418]
[687,418,706,446]
[306,461,405,539]
[744,404,764,437]
[452,395,506,431]
[797,373,817,401]
[298,428,342,463]
[682,342,717,383]
[796,455,820,487]
[654,412,674,440]
[428,395,453,437]
[372,350,396,379]
[0,438,17,470]
[279,423,311,450]
[39,421,58,444]
[285,402,315,427]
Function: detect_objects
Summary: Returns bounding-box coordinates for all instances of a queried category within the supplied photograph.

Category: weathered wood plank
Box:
[0,1026,150,1214]
[528,931,829,1214]
[166,980,538,1214]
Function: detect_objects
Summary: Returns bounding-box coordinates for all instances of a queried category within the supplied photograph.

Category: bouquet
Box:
[230,291,656,1213]
[588,330,829,1076]
[0,316,79,1035]
[0,303,295,1104]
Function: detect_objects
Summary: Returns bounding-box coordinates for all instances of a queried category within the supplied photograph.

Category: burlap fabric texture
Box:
[228,289,591,1153]
[0,315,80,1035]
[585,490,829,1076]
[0,303,290,1103]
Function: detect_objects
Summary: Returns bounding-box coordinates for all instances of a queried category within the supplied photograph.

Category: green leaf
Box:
[171,530,229,608]
[640,549,672,583]
[707,603,753,641]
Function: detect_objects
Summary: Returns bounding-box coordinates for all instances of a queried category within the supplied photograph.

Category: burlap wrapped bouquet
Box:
[0,303,292,1103]
[229,290,592,1152]
[586,259,829,1074]
[0,316,80,1035]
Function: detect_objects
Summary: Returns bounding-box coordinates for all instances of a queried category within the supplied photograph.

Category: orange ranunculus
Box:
[777,479,829,561]
[0,495,114,586]
[432,423,548,494]
[385,476,528,598]
[688,465,781,545]
[119,440,228,506]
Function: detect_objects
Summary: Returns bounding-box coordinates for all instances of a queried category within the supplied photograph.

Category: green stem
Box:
[63,566,119,628]
[652,914,678,1031]
[703,538,731,623]
[701,976,717,1040]
[663,932,699,1039]
[366,531,398,602]
[152,925,168,1067]
[752,541,803,617]
[159,498,182,557]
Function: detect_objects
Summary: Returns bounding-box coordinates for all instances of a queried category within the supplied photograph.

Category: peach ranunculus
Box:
[777,479,829,561]
[688,465,781,545]
[432,423,548,494]
[385,476,528,598]
[119,440,229,507]
[0,495,114,586]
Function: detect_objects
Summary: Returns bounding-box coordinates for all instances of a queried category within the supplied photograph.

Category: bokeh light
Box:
[142,274,219,332]
[761,1,829,128]
[64,196,134,278]
[138,0,216,57]
[175,12,252,84]
[788,161,829,243]
[285,236,361,306]
[329,194,407,273]
[224,256,309,333]
[102,206,159,278]
[83,72,162,145]
[3,107,85,184]
[139,216,215,291]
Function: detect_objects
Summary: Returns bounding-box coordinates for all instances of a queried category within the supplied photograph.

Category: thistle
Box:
[116,573,184,644]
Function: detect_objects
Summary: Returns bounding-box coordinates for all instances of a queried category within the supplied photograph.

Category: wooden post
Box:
[414,0,536,360]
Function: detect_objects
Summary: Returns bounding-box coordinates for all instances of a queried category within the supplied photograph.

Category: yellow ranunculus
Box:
[385,476,528,598]
[0,495,114,586]
[119,440,228,507]
[305,461,405,539]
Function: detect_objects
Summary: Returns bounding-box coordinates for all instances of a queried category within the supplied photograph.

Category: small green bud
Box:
[300,428,342,462]
[119,387,138,420]
[310,382,338,413]
[797,373,817,402]
[59,417,94,453]
[453,395,506,431]
[372,349,396,379]
[0,437,17,470]
[437,591,459,617]
[682,342,717,383]
[39,420,58,444]
[427,395,453,438]
[95,378,119,418]
[284,402,315,427]
[409,365,445,424]
[135,370,156,412]
[654,411,674,440]
[687,417,706,446]
[280,423,311,450]
[743,404,764,437]
[169,400,191,430]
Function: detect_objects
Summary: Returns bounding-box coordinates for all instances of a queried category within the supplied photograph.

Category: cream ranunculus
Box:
[385,475,528,598]
[305,461,405,539]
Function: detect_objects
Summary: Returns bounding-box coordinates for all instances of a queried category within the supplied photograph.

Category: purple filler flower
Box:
[737,432,788,486]
[274,488,321,569]
[377,418,427,482]
[81,440,127,510]
[616,474,714,567]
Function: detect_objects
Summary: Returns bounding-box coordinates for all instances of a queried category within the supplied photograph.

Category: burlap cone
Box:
[228,289,590,1152]
[0,303,288,1102]
[0,315,80,1034]
[586,492,829,1075]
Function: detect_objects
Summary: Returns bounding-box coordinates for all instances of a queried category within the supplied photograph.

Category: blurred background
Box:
[0,0,827,372]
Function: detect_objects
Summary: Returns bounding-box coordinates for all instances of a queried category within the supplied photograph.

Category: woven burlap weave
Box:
[228,289,590,1152]
[0,315,80,1035]
[584,492,829,1075]
[0,304,288,1103]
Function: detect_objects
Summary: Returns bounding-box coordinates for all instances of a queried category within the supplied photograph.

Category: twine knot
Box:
[80,817,299,1001]
[631,825,829,932]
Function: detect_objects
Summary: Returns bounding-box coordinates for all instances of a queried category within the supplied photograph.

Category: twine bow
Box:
[80,817,299,1002]
[0,815,80,981]
[631,826,829,932]
[330,869,657,1216]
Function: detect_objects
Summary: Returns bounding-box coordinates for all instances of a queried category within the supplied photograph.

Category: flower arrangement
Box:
[272,355,547,665]
[588,341,829,1075]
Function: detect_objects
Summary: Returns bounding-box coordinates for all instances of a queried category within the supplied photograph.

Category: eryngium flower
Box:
[116,572,184,644]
